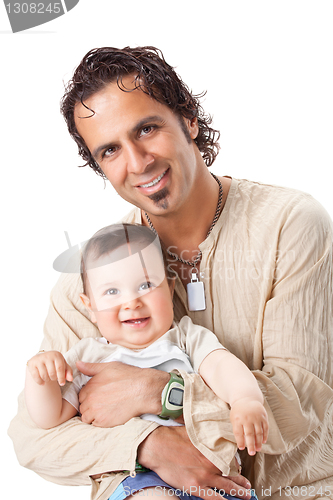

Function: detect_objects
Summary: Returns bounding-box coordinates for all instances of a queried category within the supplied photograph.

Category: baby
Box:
[25,223,267,498]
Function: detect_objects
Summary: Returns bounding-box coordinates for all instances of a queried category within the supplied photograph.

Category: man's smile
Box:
[138,169,168,188]
[136,168,170,195]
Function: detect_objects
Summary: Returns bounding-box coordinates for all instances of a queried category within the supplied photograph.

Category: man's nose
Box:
[125,142,154,174]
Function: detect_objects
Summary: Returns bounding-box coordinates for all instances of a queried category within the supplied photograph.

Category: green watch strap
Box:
[135,461,150,473]
[159,372,184,419]
[123,460,150,475]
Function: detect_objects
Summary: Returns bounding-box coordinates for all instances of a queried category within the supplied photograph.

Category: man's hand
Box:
[77,361,169,427]
[138,426,253,500]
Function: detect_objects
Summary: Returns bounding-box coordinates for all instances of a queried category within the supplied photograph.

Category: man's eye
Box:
[105,288,119,295]
[103,146,118,158]
[140,125,154,137]
[139,281,155,291]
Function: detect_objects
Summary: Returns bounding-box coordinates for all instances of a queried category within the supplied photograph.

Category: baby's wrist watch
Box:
[158,372,184,419]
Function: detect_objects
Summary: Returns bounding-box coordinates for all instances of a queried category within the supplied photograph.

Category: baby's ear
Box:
[79,293,97,323]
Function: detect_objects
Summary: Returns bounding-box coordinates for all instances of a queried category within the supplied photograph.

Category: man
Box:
[9,47,333,500]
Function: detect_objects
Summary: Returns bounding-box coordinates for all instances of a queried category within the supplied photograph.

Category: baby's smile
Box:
[121,317,150,328]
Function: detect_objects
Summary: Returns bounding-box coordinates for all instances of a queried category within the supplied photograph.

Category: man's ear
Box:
[79,293,97,323]
[187,116,199,140]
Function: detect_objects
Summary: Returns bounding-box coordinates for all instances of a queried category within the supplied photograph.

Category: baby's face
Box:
[81,244,174,349]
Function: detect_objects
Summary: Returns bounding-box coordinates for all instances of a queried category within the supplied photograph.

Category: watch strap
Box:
[159,372,184,419]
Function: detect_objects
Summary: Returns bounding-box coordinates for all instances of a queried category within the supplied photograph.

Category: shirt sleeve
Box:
[183,195,333,481]
[8,272,159,486]
[256,195,333,448]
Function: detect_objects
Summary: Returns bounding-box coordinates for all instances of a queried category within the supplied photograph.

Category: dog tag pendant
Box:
[187,270,206,311]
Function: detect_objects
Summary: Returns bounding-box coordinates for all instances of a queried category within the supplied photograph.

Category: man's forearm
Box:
[142,368,170,415]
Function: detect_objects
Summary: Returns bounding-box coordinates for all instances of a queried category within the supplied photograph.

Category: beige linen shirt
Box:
[9,178,333,500]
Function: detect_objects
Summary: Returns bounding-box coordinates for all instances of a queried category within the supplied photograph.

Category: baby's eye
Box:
[139,281,155,291]
[105,288,119,296]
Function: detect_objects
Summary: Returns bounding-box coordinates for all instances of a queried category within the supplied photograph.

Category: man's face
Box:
[74,75,199,216]
[81,244,174,349]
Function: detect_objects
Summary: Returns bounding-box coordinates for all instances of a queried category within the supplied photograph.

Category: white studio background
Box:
[1,1,333,499]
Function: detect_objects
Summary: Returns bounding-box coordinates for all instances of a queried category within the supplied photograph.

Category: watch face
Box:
[168,387,183,406]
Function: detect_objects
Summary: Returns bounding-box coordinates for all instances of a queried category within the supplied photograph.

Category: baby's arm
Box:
[25,351,77,429]
[199,349,268,456]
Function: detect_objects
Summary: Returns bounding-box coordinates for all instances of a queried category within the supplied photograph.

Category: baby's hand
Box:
[27,351,73,387]
[230,398,269,456]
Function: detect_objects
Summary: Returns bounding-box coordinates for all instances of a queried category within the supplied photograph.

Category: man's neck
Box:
[142,171,230,260]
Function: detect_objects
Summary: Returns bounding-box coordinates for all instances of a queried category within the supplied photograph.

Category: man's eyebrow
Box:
[92,115,165,159]
[132,115,165,133]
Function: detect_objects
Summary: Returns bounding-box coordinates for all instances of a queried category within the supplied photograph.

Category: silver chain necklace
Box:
[144,173,223,311]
